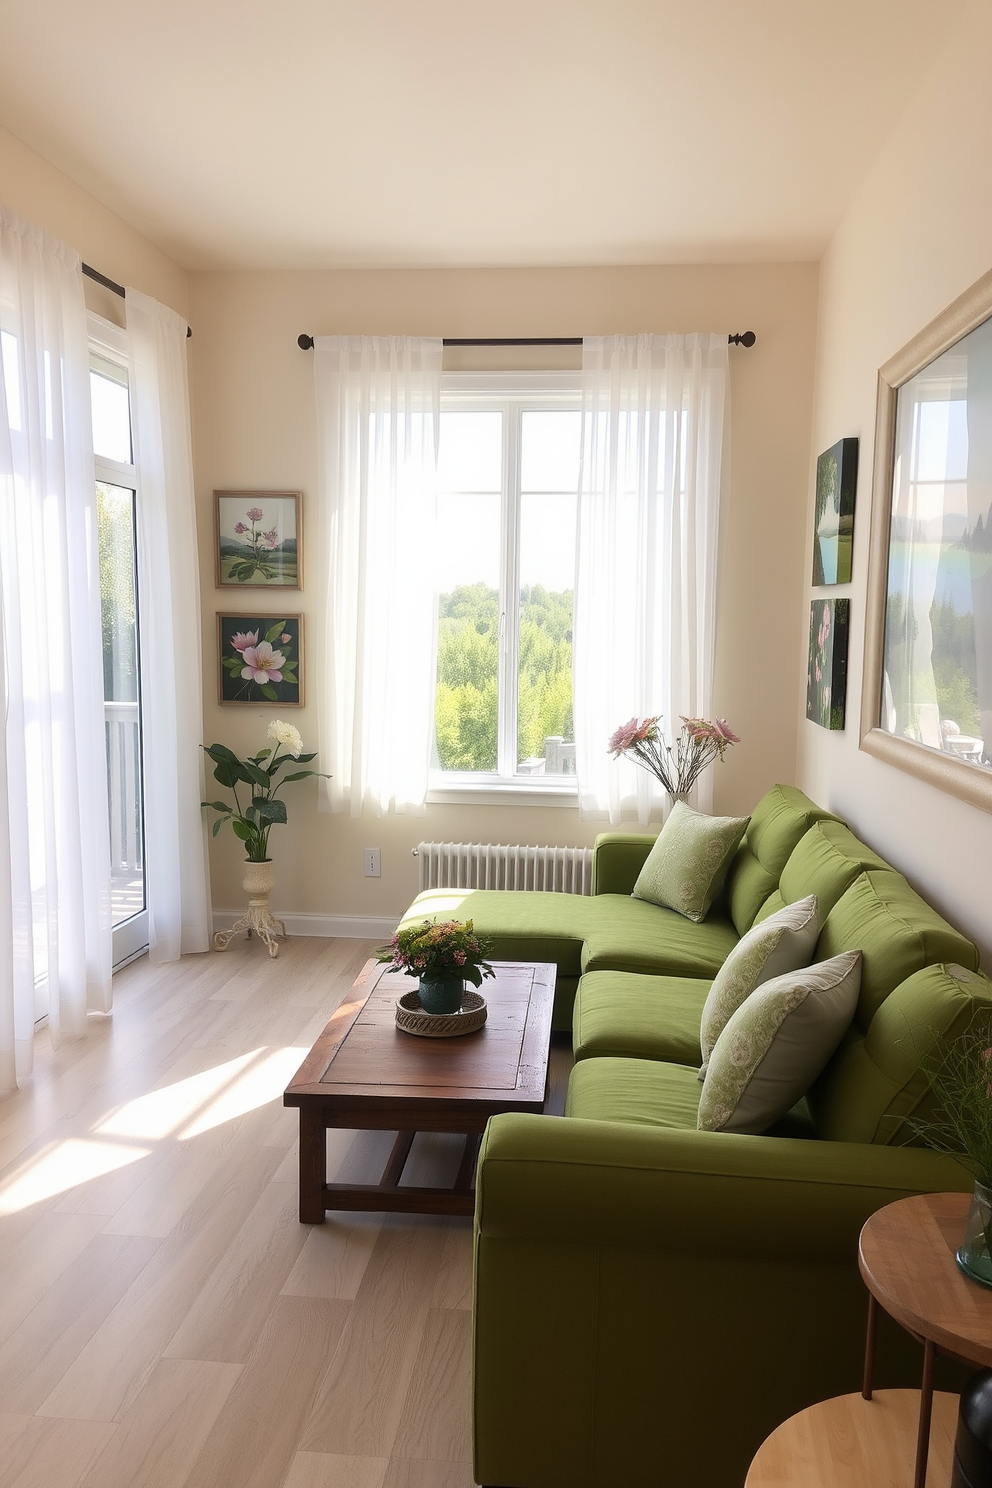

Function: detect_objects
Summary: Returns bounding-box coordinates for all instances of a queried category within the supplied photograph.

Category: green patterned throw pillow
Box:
[631,800,750,923]
[697,950,861,1135]
[698,894,819,1077]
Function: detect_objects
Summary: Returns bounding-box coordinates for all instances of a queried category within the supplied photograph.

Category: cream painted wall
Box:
[189,263,819,923]
[798,0,992,965]
[0,128,188,317]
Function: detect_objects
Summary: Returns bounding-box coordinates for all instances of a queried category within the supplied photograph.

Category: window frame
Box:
[89,312,150,967]
[861,267,992,815]
[428,371,581,804]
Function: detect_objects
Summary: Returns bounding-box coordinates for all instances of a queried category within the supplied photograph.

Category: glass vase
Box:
[957,1180,992,1289]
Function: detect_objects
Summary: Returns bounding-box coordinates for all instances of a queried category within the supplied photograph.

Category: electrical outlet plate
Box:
[364,848,381,878]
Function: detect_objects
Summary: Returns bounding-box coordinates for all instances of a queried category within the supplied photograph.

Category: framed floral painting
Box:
[218,614,303,706]
[214,491,301,588]
[806,598,849,730]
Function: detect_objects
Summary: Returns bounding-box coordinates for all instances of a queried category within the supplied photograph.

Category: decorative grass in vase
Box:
[909,1014,992,1288]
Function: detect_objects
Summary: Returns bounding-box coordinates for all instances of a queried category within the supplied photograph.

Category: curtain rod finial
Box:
[729,331,756,347]
[298,334,314,350]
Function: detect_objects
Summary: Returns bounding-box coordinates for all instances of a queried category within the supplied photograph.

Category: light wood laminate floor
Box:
[0,936,572,1488]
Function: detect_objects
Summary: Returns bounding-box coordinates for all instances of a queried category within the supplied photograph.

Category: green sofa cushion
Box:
[572,972,710,1066]
[566,1055,702,1129]
[816,870,980,1031]
[726,785,838,936]
[755,819,895,926]
[399,886,589,977]
[580,895,739,978]
[809,963,992,1144]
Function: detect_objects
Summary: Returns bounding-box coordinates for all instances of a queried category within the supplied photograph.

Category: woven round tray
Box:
[395,989,488,1038]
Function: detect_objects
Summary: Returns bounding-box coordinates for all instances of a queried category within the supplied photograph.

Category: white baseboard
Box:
[211,909,400,941]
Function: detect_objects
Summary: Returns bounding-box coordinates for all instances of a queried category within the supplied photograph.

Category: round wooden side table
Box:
[859,1190,992,1488]
[744,1388,958,1487]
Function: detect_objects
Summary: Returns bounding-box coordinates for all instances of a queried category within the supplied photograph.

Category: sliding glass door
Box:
[90,327,148,967]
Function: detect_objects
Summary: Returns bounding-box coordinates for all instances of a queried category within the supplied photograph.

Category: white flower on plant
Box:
[268,719,303,757]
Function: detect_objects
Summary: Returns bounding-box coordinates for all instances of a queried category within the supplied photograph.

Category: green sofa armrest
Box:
[590,832,656,896]
[472,1114,971,1488]
[476,1113,971,1256]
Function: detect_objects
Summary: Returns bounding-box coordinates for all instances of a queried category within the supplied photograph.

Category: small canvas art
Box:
[806,598,849,730]
[812,438,858,586]
[215,491,301,588]
[218,614,303,706]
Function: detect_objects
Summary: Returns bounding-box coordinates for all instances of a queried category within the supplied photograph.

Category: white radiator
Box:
[415,841,593,895]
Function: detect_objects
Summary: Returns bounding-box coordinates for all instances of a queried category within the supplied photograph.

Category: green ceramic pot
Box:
[418,974,464,1015]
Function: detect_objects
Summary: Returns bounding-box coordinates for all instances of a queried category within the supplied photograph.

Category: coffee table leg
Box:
[454,1133,482,1193]
[299,1108,327,1224]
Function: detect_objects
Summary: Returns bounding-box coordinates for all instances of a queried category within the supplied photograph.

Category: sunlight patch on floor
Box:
[180,1046,309,1137]
[0,1137,151,1213]
[0,1045,310,1213]
[96,1051,260,1140]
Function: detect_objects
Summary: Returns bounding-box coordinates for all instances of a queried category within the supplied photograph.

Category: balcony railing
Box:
[105,700,144,924]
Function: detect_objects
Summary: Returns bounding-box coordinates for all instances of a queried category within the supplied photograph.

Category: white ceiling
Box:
[0,0,966,271]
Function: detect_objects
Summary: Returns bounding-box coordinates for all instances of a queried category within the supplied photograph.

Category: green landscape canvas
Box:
[812,438,858,586]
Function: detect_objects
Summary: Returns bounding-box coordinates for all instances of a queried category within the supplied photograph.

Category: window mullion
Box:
[499,400,521,779]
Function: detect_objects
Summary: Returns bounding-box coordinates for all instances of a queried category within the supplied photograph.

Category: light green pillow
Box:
[698,894,819,1077]
[631,801,750,924]
[697,950,862,1134]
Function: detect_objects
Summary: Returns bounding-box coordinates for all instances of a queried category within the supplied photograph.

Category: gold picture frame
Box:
[861,265,992,813]
[214,490,302,589]
[217,613,303,707]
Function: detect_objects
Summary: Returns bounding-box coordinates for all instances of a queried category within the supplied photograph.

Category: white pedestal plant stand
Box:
[214,859,286,958]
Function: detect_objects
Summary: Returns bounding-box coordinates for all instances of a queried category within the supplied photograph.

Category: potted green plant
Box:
[377,918,496,1014]
[202,720,326,956]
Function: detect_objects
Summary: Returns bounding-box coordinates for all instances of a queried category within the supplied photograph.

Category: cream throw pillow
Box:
[698,894,820,1077]
[697,951,862,1135]
[631,801,750,923]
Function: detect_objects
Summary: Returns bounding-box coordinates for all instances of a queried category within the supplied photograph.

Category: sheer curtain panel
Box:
[573,333,729,825]
[126,288,210,961]
[0,205,112,1092]
[313,336,442,816]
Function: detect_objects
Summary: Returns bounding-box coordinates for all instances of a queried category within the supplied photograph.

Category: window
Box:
[89,319,148,967]
[432,374,581,792]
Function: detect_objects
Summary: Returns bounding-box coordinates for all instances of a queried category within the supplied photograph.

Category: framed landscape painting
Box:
[215,490,301,588]
[812,438,858,586]
[218,614,303,706]
[806,598,849,730]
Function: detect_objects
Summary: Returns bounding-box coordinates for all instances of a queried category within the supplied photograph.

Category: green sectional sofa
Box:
[397,784,991,1488]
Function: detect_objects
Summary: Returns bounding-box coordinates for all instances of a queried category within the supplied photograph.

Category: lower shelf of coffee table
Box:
[320,1129,482,1217]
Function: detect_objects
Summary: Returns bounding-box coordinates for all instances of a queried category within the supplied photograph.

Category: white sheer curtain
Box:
[0,205,112,1092]
[126,288,210,961]
[573,333,729,825]
[313,336,442,816]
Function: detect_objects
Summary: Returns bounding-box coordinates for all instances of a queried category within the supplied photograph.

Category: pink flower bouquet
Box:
[608,714,739,798]
[377,918,496,989]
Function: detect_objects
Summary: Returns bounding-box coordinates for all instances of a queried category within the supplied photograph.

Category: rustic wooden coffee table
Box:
[284,958,556,1222]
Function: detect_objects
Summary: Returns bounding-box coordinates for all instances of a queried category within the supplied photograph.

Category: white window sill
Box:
[427,777,579,808]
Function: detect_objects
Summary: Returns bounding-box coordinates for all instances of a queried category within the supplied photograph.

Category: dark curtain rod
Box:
[82,262,192,338]
[297,331,756,350]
